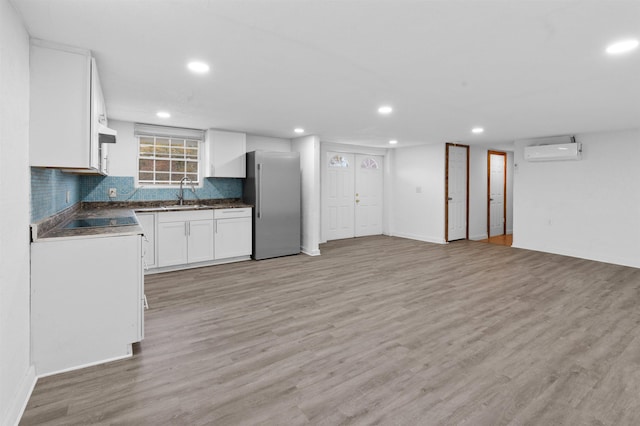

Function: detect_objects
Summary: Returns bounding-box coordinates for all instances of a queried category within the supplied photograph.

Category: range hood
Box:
[98,123,117,144]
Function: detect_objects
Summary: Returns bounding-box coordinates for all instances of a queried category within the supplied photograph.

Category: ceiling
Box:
[11,0,640,148]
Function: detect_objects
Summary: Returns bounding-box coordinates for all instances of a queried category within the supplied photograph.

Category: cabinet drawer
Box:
[214,208,252,219]
[158,210,213,223]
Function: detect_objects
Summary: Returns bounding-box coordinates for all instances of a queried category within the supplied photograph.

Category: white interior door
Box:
[325,152,355,240]
[489,152,506,237]
[447,145,467,241]
[355,155,383,237]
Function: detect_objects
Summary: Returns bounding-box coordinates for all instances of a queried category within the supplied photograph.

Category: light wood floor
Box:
[479,234,513,247]
[21,236,640,425]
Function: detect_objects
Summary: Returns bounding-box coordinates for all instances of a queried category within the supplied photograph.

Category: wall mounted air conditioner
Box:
[524,136,582,161]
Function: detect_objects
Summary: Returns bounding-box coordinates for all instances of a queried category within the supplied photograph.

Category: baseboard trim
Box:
[470,233,488,241]
[145,256,251,275]
[391,232,446,245]
[302,247,321,256]
[37,351,133,379]
[3,365,36,426]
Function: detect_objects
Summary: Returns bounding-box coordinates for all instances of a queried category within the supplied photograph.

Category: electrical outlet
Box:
[108,188,117,198]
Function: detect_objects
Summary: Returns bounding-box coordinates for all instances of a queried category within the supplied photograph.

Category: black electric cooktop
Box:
[63,216,138,229]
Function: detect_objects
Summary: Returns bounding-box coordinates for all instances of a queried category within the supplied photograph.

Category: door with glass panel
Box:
[324,152,383,241]
[354,154,383,237]
[325,152,356,240]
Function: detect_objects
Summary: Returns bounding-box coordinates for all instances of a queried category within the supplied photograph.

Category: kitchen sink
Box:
[161,204,207,210]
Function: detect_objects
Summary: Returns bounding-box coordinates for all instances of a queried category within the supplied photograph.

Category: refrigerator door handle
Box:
[257,163,262,218]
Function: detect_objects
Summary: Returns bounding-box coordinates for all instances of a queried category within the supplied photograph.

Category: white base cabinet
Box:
[141,208,252,273]
[157,210,214,267]
[31,234,144,377]
[137,213,156,269]
[214,208,252,259]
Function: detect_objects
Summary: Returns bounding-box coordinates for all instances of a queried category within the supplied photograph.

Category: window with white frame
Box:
[135,124,204,186]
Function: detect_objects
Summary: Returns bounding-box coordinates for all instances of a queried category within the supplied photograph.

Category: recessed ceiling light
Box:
[472,127,484,134]
[156,111,171,119]
[187,61,210,73]
[606,39,639,55]
[378,106,393,115]
[294,128,305,134]
[389,140,398,145]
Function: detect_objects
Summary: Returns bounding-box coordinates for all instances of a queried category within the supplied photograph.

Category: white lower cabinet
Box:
[143,208,252,273]
[31,233,144,377]
[189,220,216,263]
[157,210,214,267]
[136,213,156,268]
[214,208,252,260]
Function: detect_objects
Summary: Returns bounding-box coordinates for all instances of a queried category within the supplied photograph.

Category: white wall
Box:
[390,143,446,243]
[292,135,321,256]
[246,134,291,153]
[106,120,137,176]
[513,128,640,268]
[468,146,515,240]
[0,1,37,424]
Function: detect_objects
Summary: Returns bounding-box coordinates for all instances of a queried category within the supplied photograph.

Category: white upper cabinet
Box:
[204,130,246,178]
[30,40,108,174]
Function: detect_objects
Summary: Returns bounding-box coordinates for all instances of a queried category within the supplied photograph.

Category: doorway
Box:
[324,152,384,241]
[488,150,507,237]
[482,150,512,247]
[445,143,469,242]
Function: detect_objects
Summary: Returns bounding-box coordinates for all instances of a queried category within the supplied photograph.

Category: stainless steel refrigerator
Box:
[244,151,301,260]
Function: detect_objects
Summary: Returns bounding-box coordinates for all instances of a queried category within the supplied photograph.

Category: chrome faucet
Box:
[177,176,194,205]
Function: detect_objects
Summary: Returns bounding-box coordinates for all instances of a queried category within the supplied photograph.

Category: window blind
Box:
[134,123,205,141]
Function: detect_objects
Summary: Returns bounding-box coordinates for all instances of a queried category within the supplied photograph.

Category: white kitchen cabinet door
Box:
[205,129,246,178]
[188,219,215,263]
[136,213,156,268]
[157,221,189,267]
[30,42,92,169]
[215,217,252,259]
[30,41,108,174]
[92,59,109,174]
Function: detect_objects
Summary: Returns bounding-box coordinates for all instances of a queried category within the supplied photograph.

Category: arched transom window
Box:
[328,155,349,168]
[360,157,379,169]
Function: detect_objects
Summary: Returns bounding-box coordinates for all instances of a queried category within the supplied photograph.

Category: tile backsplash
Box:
[31,168,81,222]
[81,175,242,202]
[31,170,243,223]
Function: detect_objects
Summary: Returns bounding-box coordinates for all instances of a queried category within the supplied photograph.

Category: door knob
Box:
[448,197,453,201]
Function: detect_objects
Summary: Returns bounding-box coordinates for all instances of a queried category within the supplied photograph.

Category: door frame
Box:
[445,143,469,242]
[487,150,507,237]
[321,145,387,243]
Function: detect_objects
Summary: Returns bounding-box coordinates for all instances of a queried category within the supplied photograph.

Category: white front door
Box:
[324,152,384,241]
[447,145,468,241]
[489,152,506,237]
[325,152,355,240]
[355,154,383,237]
